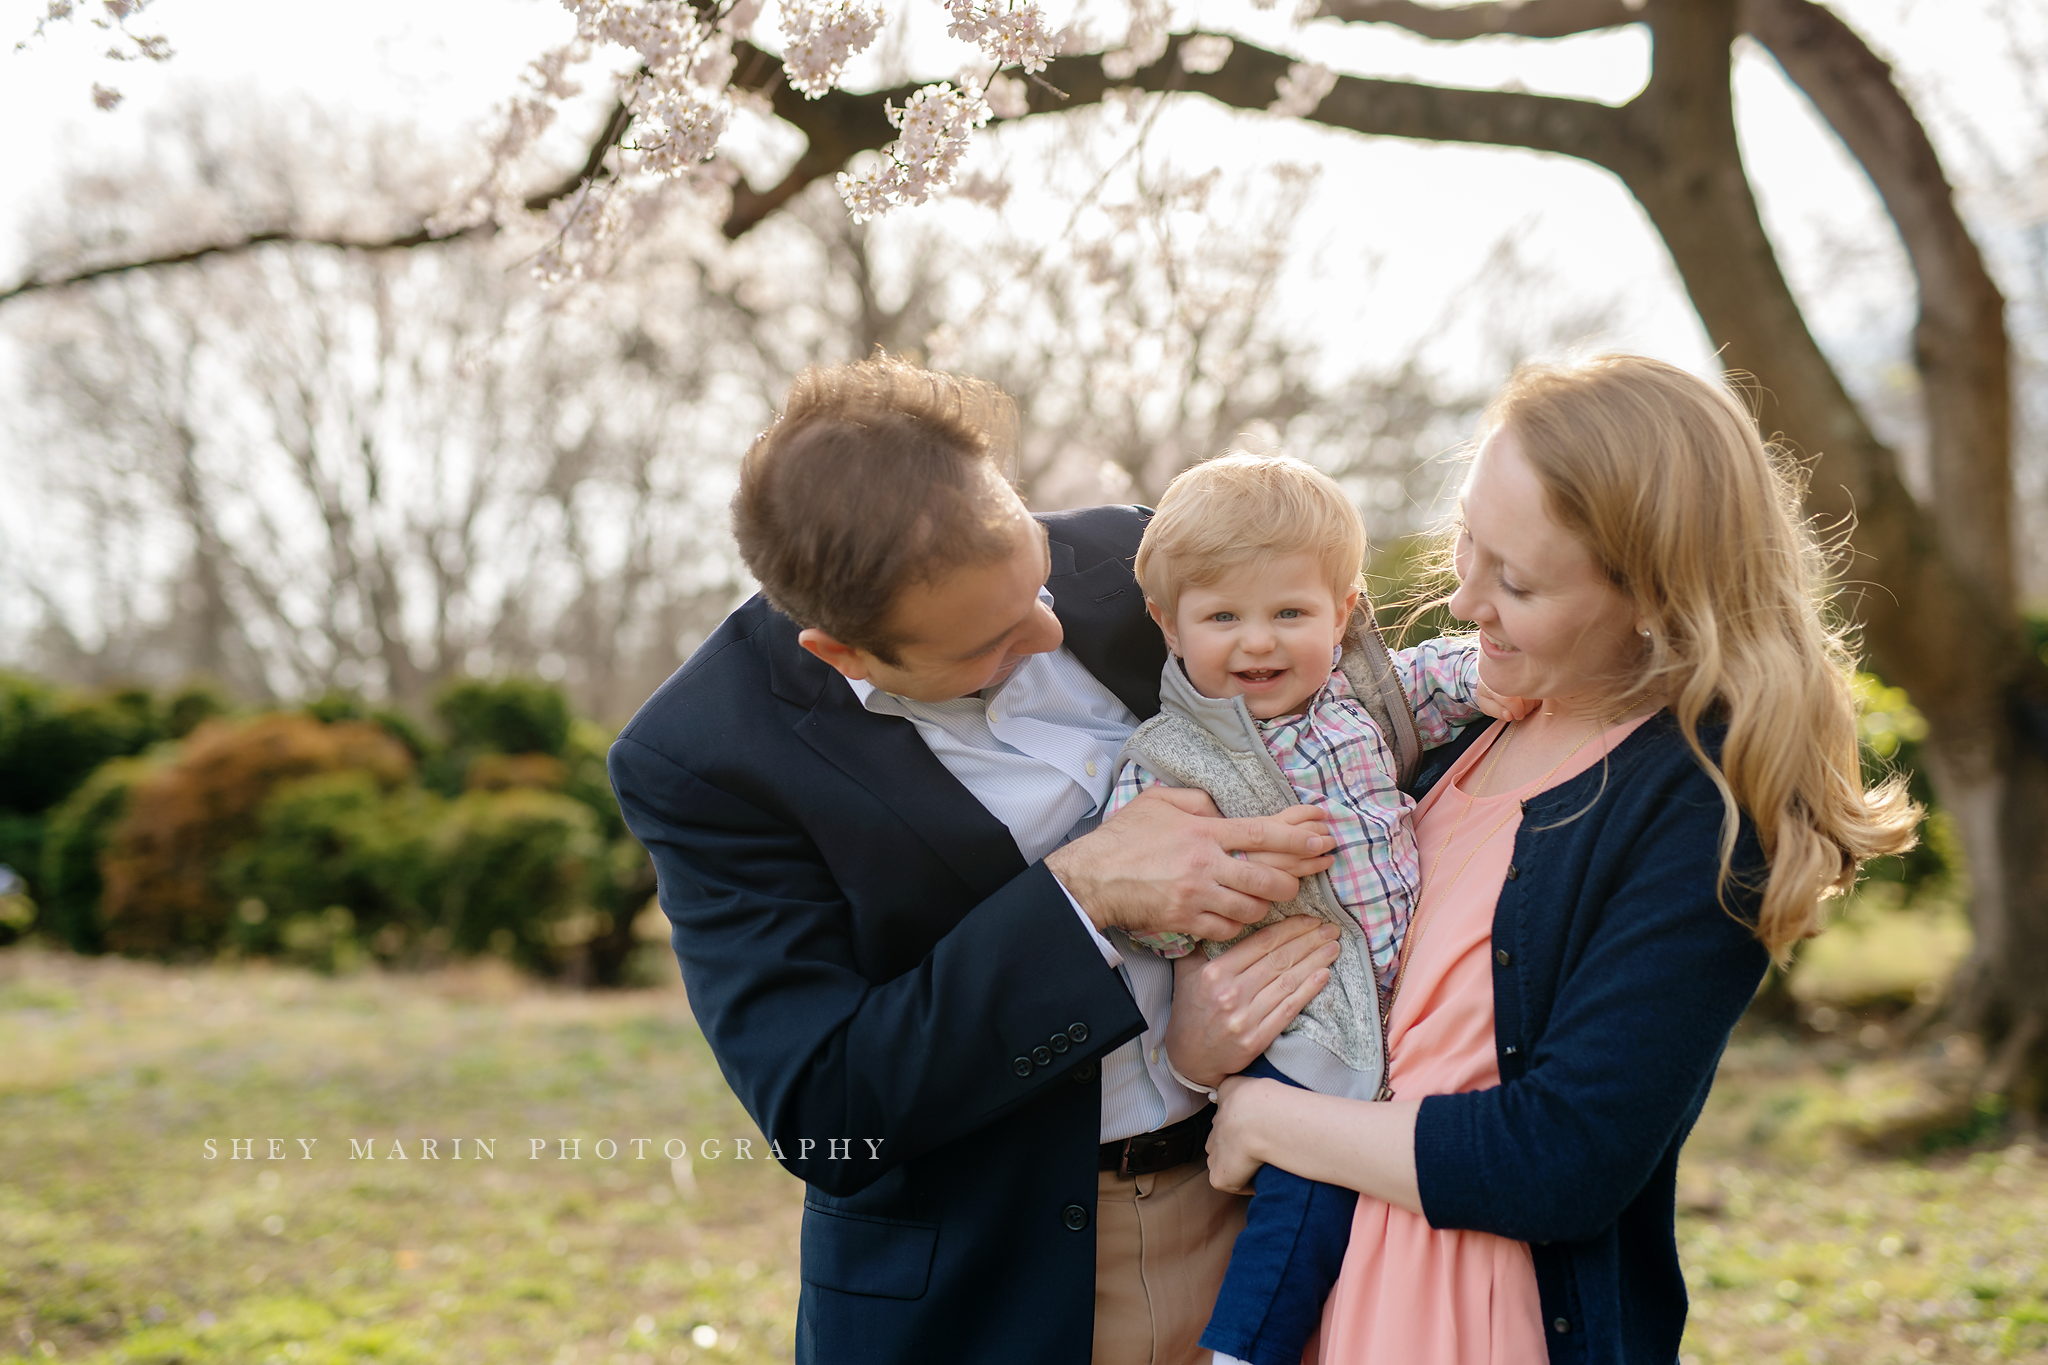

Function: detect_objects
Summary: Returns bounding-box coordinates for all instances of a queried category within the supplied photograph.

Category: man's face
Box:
[799,498,1065,702]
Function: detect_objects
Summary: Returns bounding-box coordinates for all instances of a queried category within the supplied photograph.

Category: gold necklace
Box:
[1375,718,1603,1098]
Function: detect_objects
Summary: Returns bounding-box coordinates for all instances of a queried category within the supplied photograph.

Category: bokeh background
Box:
[3,1,2047,1362]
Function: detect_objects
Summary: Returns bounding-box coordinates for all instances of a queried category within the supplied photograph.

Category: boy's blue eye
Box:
[1212,612,1237,623]
[1276,609,1301,619]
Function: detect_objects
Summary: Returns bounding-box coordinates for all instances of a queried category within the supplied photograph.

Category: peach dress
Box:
[1306,715,1648,1365]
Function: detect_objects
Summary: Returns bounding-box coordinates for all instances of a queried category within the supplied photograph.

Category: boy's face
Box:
[1151,554,1359,720]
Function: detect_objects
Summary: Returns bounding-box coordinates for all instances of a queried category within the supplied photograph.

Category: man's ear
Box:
[797,628,872,681]
[1145,598,1181,656]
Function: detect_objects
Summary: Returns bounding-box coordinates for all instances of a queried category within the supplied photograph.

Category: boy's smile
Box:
[1150,553,1360,720]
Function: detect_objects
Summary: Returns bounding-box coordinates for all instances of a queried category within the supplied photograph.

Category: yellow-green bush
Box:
[98,714,415,954]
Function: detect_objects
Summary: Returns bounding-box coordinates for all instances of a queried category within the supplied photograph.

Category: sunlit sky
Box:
[0,0,2035,427]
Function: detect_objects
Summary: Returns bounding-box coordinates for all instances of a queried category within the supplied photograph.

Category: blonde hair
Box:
[1481,354,1919,958]
[1136,453,1367,616]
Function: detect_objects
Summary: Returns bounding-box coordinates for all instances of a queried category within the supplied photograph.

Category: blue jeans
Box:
[1197,1057,1359,1365]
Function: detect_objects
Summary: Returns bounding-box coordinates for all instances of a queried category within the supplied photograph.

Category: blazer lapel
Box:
[766,614,1028,901]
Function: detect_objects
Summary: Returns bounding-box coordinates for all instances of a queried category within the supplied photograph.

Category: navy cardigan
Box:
[1406,714,1771,1365]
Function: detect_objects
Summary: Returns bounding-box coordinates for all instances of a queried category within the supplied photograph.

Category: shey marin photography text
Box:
[199,1135,886,1163]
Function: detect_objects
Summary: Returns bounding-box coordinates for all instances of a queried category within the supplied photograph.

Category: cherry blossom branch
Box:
[1312,0,1644,38]
[0,95,636,306]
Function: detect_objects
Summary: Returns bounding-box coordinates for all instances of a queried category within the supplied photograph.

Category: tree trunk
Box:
[1607,0,2048,1113]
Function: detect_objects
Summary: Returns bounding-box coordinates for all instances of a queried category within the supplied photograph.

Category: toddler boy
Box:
[1107,452,1515,1365]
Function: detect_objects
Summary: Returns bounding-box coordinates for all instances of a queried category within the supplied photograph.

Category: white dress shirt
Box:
[846,595,1208,1143]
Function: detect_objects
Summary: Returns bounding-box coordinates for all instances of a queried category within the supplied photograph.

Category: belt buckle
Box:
[1119,1133,1164,1178]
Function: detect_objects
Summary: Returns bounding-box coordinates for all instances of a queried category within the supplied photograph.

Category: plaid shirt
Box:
[1109,637,1482,986]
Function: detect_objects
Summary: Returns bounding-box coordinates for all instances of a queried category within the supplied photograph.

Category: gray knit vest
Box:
[1114,608,1419,1102]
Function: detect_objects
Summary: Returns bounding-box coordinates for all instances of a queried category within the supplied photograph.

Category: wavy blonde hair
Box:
[1482,355,1919,958]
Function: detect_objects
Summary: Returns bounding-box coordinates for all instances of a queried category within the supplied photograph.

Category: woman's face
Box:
[1447,427,1643,713]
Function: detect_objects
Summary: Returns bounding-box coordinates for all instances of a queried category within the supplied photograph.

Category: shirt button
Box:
[1086,760,1098,777]
[1148,1047,1159,1064]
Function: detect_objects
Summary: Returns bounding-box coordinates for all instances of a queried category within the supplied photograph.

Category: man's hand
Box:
[1045,787,1332,942]
[1164,916,1340,1088]
[1473,678,1536,722]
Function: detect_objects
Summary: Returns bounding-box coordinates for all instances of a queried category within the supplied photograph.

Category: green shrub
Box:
[434,678,571,758]
[429,787,602,969]
[220,777,603,975]
[301,691,432,758]
[0,673,161,818]
[217,771,441,956]
[40,753,165,953]
[98,714,415,954]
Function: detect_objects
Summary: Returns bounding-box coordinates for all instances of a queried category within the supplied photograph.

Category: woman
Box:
[1167,354,1919,1364]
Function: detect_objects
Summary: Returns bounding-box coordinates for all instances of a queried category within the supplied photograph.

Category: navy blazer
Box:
[1407,715,1772,1364]
[609,505,1168,1364]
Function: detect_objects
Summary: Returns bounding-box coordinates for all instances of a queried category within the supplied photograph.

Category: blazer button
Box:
[1032,1046,1053,1068]
[1072,1060,1099,1084]
[1552,1317,1570,1334]
[1062,1204,1090,1231]
[1012,1056,1034,1077]
[1050,1033,1071,1054]
[1506,864,1520,880]
[1067,1022,1090,1045]
[1495,948,1511,966]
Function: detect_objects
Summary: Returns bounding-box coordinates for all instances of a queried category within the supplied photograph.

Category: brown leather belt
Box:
[1098,1105,1215,1177]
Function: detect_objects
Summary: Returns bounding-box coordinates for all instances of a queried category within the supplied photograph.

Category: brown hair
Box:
[1135,453,1367,617]
[733,354,1022,664]
[1479,354,1919,958]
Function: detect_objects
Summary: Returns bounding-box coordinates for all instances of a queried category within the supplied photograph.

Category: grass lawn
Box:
[4,931,2046,1365]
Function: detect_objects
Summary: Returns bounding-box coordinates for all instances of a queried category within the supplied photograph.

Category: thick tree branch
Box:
[1741,0,2014,614]
[724,33,1635,235]
[723,48,911,237]
[1314,0,1642,39]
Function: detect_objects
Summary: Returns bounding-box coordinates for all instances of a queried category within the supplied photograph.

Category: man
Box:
[608,356,1338,1363]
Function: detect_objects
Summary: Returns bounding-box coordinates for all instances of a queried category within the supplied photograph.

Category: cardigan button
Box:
[1495,948,1511,967]
[1505,864,1520,880]
[1552,1317,1570,1334]
[1503,1044,1519,1056]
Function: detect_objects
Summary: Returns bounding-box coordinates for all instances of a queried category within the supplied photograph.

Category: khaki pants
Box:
[1093,1159,1249,1365]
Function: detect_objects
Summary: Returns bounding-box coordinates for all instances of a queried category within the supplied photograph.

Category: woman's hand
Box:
[1206,1073,1283,1194]
[1165,916,1340,1088]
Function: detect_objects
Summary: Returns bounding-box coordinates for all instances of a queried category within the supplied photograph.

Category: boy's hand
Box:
[1473,679,1537,721]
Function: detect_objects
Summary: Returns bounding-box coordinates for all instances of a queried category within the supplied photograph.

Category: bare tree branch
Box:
[1314,0,1643,40]
[0,95,639,306]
